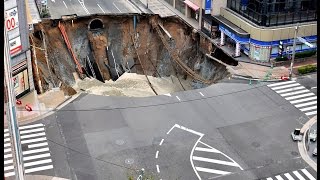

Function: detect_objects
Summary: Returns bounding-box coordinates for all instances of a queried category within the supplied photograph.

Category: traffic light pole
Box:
[4,24,25,180]
[289,25,299,79]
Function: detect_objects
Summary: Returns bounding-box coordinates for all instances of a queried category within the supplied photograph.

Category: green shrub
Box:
[295,50,317,59]
[275,56,288,61]
[298,64,317,74]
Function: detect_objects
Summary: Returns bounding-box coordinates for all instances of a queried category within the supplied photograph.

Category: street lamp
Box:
[289,25,299,79]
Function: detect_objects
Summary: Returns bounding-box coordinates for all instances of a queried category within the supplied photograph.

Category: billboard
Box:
[5,7,19,32]
[205,0,211,14]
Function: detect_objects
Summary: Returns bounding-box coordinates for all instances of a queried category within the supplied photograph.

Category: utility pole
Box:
[146,0,148,8]
[289,25,299,79]
[198,0,203,30]
[4,24,25,180]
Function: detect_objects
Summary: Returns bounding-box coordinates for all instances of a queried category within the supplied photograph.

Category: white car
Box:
[309,129,317,142]
[291,128,302,141]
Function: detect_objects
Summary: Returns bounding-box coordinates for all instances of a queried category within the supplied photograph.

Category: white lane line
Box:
[4,159,13,165]
[267,81,295,87]
[271,83,301,90]
[305,111,317,116]
[199,92,204,96]
[4,133,9,137]
[301,169,316,180]
[25,165,53,173]
[4,172,15,177]
[21,132,45,139]
[155,151,159,158]
[266,178,273,180]
[193,156,239,167]
[21,137,47,144]
[280,89,310,97]
[62,1,68,8]
[4,166,14,171]
[290,96,317,104]
[4,148,11,153]
[20,127,45,134]
[28,142,49,148]
[311,87,317,89]
[293,171,306,180]
[23,147,49,155]
[285,93,315,100]
[4,154,12,158]
[176,96,181,101]
[156,165,160,173]
[284,173,295,180]
[300,106,317,112]
[276,86,305,93]
[5,138,10,142]
[163,93,171,97]
[113,2,122,13]
[19,123,43,130]
[24,159,52,167]
[275,175,284,180]
[23,153,51,161]
[4,143,10,147]
[97,4,105,13]
[195,147,220,154]
[159,139,164,146]
[295,101,317,108]
[195,167,231,175]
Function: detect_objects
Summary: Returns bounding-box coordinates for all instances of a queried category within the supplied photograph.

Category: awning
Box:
[184,0,199,11]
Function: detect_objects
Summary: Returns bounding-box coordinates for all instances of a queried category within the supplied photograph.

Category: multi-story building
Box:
[4,0,35,98]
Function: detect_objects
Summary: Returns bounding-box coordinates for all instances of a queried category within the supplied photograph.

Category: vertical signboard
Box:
[205,0,211,14]
[5,7,19,32]
[9,36,22,56]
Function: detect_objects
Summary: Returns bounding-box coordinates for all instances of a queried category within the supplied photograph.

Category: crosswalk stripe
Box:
[4,159,13,165]
[28,142,49,148]
[300,106,317,112]
[4,143,10,148]
[21,137,47,144]
[293,171,305,180]
[4,166,14,171]
[25,165,53,173]
[305,111,317,116]
[4,154,12,158]
[19,123,44,130]
[276,86,305,93]
[24,159,52,167]
[290,96,317,104]
[20,127,45,134]
[5,138,10,142]
[4,148,11,153]
[195,167,231,175]
[21,132,46,139]
[285,93,315,100]
[267,81,296,87]
[301,169,316,180]
[4,171,15,177]
[23,147,49,155]
[271,83,300,90]
[193,156,238,167]
[23,153,51,161]
[195,147,220,153]
[295,101,317,108]
[4,133,9,137]
[275,175,284,180]
[4,129,9,132]
[280,89,310,97]
[284,173,295,180]
[266,178,273,180]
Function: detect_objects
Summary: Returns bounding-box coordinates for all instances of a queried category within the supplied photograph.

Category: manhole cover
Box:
[251,142,260,148]
[291,151,299,156]
[125,158,134,165]
[115,139,125,145]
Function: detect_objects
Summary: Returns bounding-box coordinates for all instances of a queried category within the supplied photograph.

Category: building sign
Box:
[205,0,211,14]
[5,7,19,32]
[13,69,29,96]
[9,36,22,56]
[219,25,249,44]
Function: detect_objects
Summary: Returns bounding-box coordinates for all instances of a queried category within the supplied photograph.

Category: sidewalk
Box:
[25,175,69,180]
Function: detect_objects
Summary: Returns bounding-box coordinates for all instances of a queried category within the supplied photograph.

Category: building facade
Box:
[5,0,34,98]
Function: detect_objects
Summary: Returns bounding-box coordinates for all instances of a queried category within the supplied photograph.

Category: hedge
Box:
[295,50,317,59]
[275,56,288,61]
[297,64,317,74]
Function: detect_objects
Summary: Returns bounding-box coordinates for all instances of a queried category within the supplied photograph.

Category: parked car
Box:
[313,147,317,156]
[309,129,317,142]
[291,128,302,141]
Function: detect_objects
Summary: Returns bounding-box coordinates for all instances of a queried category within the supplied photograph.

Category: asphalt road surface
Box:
[5,81,317,179]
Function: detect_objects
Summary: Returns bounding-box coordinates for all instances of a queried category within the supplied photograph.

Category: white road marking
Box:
[155,151,159,158]
[156,165,160,173]
[4,172,15,177]
[311,87,317,89]
[266,178,273,180]
[199,92,204,96]
[4,129,9,132]
[301,169,316,180]
[4,133,9,137]
[62,1,68,8]
[195,167,231,175]
[275,175,284,180]
[4,154,12,158]
[4,166,14,171]
[4,143,10,147]
[163,93,171,97]
[280,89,310,97]
[267,81,295,87]
[176,96,181,101]
[293,171,305,180]
[285,93,315,100]
[113,2,122,13]
[23,147,49,155]
[195,147,220,153]
[295,101,317,108]
[305,111,317,116]
[5,138,10,142]
[23,153,51,161]
[300,106,317,112]
[24,159,52,167]
[77,0,90,14]
[159,139,164,146]
[19,123,44,130]
[4,148,11,153]
[290,96,317,104]
[21,132,45,139]
[28,142,49,148]
[271,83,300,90]
[25,165,53,173]
[20,127,45,134]
[284,173,295,180]
[21,137,47,144]
[4,159,13,165]
[275,86,305,93]
[193,156,239,167]
[97,4,105,13]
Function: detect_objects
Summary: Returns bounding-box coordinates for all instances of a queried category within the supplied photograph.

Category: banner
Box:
[205,0,211,14]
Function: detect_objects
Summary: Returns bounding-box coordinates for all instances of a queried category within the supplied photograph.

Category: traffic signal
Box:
[278,41,284,57]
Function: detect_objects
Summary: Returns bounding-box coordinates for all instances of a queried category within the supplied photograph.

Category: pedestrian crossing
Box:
[267,81,317,117]
[4,123,54,177]
[263,168,316,180]
[191,140,243,179]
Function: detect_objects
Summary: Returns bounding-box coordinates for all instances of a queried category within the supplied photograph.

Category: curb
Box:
[231,74,285,82]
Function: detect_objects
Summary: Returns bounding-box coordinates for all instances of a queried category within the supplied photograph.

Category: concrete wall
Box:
[220,8,317,41]
[211,0,227,16]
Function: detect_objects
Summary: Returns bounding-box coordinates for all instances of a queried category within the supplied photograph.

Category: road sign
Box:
[297,37,314,48]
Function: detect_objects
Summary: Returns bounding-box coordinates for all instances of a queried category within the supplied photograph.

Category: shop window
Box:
[175,0,186,14]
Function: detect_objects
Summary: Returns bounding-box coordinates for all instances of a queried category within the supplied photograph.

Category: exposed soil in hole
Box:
[31,15,230,97]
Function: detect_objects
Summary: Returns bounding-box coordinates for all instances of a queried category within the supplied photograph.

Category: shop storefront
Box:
[12,60,30,98]
[184,0,199,21]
